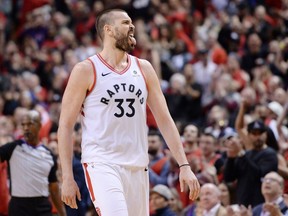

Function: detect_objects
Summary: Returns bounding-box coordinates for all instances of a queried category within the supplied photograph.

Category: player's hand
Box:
[61,178,81,209]
[179,166,200,200]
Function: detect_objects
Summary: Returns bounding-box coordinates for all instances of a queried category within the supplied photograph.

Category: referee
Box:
[0,110,66,216]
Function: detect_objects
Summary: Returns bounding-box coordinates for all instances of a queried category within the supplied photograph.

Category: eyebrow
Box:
[121,19,132,23]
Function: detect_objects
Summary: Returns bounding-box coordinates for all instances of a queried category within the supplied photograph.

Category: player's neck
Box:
[99,49,128,68]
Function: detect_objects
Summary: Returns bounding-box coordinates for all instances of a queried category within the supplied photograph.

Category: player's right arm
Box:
[57,60,94,209]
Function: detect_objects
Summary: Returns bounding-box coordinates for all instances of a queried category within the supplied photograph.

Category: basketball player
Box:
[58,9,200,216]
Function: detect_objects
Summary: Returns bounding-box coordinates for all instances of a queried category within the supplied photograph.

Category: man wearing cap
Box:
[150,184,176,216]
[224,119,278,207]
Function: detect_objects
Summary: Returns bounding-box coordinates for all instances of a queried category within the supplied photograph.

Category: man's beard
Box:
[148,148,158,156]
[253,139,265,150]
[114,30,135,53]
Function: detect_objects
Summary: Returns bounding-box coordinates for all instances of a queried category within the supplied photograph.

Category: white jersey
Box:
[81,54,149,168]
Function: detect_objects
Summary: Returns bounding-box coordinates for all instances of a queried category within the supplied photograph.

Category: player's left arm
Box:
[49,182,66,216]
[138,58,200,200]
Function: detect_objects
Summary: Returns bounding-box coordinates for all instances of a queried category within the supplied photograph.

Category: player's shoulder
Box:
[133,57,156,81]
[133,57,153,72]
[72,58,94,73]
[134,57,151,67]
[69,58,95,84]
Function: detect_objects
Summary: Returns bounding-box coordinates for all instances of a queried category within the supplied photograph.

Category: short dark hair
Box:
[148,128,162,138]
[201,131,217,141]
[96,8,126,40]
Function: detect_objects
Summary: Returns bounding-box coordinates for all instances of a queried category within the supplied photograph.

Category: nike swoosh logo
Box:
[101,72,112,76]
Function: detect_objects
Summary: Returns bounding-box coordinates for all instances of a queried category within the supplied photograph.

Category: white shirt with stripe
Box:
[0,140,57,197]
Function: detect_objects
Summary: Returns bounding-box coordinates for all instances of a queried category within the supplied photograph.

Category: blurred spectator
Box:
[277,100,288,151]
[235,97,257,150]
[241,33,266,77]
[267,76,285,102]
[248,5,273,46]
[150,184,177,216]
[236,98,288,182]
[213,72,241,114]
[182,183,227,216]
[267,40,288,89]
[192,48,218,108]
[183,124,201,162]
[169,187,183,215]
[182,64,204,125]
[265,127,288,181]
[198,132,225,184]
[148,129,170,187]
[273,88,287,107]
[205,105,234,139]
[225,55,249,93]
[206,31,228,66]
[224,120,278,207]
[266,101,285,140]
[164,73,187,127]
[253,171,288,215]
[218,182,232,207]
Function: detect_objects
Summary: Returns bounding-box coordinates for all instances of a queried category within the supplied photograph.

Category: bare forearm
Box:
[156,115,188,165]
[235,103,245,131]
[57,126,74,179]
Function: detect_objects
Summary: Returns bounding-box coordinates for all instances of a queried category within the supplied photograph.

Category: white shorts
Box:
[83,162,149,216]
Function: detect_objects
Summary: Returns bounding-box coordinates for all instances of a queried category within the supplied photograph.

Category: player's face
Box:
[112,13,136,52]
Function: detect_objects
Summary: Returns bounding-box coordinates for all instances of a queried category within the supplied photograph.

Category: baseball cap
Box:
[150,184,173,200]
[268,101,283,117]
[255,58,265,66]
[218,127,237,140]
[222,130,238,141]
[247,120,266,133]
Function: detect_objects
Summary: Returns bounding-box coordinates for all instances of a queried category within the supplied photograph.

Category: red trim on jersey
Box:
[136,58,149,91]
[83,163,95,202]
[96,53,131,75]
[81,104,85,117]
[86,58,97,96]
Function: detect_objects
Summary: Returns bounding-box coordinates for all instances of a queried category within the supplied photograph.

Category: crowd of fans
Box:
[0,0,288,215]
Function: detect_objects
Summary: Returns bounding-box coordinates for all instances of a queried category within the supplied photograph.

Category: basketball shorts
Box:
[83,162,149,216]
